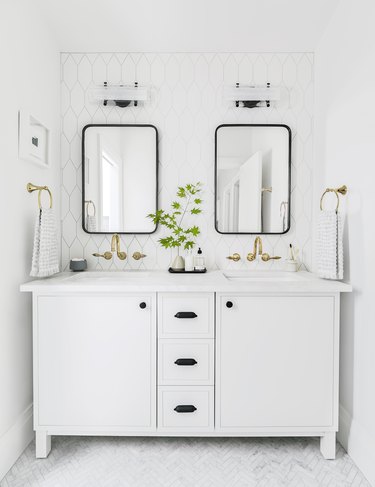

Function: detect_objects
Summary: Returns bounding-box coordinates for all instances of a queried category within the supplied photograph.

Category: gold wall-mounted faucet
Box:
[93,234,127,261]
[247,236,281,262]
[111,234,127,260]
[247,236,263,261]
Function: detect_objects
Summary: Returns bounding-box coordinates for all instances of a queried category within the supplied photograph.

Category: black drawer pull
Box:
[174,358,198,366]
[174,405,197,413]
[139,302,147,309]
[226,301,233,308]
[174,312,198,319]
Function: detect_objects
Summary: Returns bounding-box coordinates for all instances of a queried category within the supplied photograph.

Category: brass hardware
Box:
[320,185,347,211]
[92,234,127,261]
[133,252,147,261]
[111,234,127,260]
[261,253,281,262]
[27,182,53,209]
[226,253,241,262]
[247,236,263,261]
[261,187,272,193]
[92,251,113,260]
[247,236,281,262]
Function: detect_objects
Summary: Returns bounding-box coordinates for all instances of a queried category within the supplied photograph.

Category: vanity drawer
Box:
[158,386,214,431]
[158,339,214,386]
[158,293,214,338]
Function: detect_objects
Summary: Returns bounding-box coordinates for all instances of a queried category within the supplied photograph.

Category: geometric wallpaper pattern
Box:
[61,52,314,271]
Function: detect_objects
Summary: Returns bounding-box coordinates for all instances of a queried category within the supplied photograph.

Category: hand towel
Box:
[30,208,59,277]
[86,215,97,232]
[316,210,343,280]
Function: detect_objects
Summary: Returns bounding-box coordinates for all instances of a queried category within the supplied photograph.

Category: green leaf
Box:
[194,198,202,204]
[184,241,195,250]
[171,201,181,209]
[189,226,200,237]
[191,208,202,215]
[177,187,186,198]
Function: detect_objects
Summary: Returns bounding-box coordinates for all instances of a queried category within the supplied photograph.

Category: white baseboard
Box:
[0,404,33,481]
[339,404,375,486]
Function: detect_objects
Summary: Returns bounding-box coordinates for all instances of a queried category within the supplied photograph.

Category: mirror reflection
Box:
[82,125,158,234]
[215,124,291,234]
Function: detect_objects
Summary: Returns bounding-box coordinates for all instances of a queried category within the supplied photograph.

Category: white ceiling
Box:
[35,0,340,53]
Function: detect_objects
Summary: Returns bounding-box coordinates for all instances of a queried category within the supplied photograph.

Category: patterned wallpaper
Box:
[61,52,314,271]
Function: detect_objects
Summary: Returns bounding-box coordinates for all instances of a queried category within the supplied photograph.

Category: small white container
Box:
[185,250,194,272]
[284,259,298,272]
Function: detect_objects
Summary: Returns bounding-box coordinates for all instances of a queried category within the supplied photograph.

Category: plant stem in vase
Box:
[147,182,203,271]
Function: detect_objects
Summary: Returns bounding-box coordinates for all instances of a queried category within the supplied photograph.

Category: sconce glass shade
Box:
[90,84,149,104]
[224,85,280,102]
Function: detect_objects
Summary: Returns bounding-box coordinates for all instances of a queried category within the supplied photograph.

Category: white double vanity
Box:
[21,270,351,460]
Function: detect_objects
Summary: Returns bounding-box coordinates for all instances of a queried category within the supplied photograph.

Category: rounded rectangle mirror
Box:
[215,124,291,234]
[82,124,158,234]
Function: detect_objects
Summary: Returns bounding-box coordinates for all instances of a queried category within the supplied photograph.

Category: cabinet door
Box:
[217,295,336,430]
[35,295,156,430]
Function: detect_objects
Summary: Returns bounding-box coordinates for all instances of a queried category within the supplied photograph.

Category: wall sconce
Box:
[224,83,280,108]
[90,82,149,108]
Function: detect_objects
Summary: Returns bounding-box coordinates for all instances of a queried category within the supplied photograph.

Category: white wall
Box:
[0,0,60,480]
[35,0,341,53]
[61,52,314,271]
[315,0,375,484]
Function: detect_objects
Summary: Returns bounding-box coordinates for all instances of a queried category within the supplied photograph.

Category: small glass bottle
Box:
[185,250,194,272]
[194,247,206,271]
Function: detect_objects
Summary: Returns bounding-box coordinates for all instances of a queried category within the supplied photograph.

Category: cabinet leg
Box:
[35,431,51,458]
[320,432,336,459]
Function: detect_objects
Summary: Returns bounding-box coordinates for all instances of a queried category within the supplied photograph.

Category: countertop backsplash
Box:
[61,52,314,271]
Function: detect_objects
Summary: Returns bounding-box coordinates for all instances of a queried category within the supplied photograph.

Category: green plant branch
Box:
[147,182,202,251]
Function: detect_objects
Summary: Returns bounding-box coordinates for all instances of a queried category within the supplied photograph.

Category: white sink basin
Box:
[69,271,151,282]
[223,271,305,282]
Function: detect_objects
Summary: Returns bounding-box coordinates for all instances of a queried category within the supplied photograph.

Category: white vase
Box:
[171,255,185,271]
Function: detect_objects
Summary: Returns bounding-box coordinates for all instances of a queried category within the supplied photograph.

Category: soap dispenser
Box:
[194,247,206,271]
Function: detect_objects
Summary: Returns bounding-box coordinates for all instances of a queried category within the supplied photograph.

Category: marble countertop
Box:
[20,270,352,294]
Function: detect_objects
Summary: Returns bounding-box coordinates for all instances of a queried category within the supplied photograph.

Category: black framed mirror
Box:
[82,124,158,234]
[215,124,291,234]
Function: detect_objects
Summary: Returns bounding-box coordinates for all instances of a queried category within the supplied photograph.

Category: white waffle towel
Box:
[86,215,97,232]
[316,210,343,280]
[30,208,59,277]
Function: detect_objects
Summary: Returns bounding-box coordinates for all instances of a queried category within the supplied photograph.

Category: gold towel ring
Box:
[320,185,347,211]
[27,183,53,209]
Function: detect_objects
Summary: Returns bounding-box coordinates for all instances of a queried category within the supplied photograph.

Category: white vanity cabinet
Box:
[22,272,349,460]
[216,295,338,430]
[33,294,156,457]
[157,293,215,432]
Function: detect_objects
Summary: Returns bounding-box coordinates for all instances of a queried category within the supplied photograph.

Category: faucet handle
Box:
[226,253,241,262]
[261,253,281,262]
[92,251,113,260]
[133,251,146,261]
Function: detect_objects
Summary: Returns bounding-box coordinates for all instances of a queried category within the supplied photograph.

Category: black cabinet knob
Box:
[139,302,147,309]
[226,301,233,308]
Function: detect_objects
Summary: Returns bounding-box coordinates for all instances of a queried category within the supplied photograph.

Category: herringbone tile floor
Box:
[1,437,371,487]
